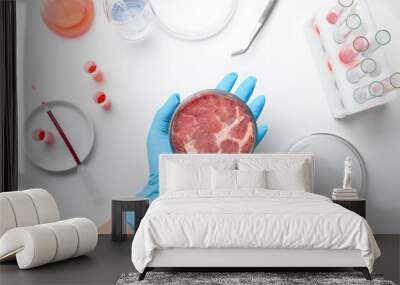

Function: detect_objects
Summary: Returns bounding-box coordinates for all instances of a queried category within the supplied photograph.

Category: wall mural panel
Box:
[17,0,400,234]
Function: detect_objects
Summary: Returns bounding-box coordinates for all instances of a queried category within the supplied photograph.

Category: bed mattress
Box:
[131,190,380,273]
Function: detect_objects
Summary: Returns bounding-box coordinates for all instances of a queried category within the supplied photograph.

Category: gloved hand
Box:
[136,72,268,201]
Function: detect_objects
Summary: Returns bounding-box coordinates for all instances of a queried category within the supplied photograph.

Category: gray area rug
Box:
[116,272,396,285]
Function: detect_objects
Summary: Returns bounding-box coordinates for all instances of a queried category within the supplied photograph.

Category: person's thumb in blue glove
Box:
[136,94,180,201]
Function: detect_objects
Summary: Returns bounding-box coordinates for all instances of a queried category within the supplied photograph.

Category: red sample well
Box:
[170,90,256,154]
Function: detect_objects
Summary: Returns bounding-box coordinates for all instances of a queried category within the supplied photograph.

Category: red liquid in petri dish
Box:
[41,0,94,38]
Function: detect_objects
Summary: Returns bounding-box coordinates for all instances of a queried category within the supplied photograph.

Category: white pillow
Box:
[211,169,268,190]
[211,168,236,190]
[236,169,267,189]
[238,159,308,191]
[167,162,211,191]
[267,161,306,191]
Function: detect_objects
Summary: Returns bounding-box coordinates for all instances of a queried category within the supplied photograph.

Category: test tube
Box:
[93,91,112,111]
[346,58,377,84]
[326,0,354,24]
[84,61,104,83]
[381,72,400,93]
[339,36,369,65]
[333,14,362,44]
[32,128,55,145]
[353,81,385,104]
[362,30,391,58]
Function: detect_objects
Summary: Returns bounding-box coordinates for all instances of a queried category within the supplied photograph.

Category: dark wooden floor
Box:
[0,235,398,285]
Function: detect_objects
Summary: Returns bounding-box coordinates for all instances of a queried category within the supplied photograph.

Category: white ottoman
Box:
[0,189,97,269]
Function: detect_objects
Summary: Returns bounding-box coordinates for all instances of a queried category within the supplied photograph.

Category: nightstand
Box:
[111,197,149,242]
[332,199,366,218]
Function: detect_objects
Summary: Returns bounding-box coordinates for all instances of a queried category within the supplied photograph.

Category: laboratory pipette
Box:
[231,0,279,56]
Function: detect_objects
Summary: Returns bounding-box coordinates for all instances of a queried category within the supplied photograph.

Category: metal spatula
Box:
[232,0,279,56]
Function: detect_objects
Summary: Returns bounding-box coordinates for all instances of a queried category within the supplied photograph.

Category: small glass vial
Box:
[362,30,391,58]
[353,81,385,104]
[32,128,55,145]
[333,14,362,44]
[93,91,112,111]
[346,58,378,84]
[326,0,354,24]
[339,36,369,65]
[381,72,400,93]
[84,61,104,83]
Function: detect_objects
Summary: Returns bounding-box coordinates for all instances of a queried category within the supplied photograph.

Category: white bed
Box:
[131,154,380,280]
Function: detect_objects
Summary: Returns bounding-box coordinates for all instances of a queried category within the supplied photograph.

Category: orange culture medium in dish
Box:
[170,91,256,154]
[41,0,94,38]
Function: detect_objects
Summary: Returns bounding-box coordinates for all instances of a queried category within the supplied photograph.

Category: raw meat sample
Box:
[170,91,256,153]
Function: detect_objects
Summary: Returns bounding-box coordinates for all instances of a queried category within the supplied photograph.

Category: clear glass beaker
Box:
[353,81,385,104]
[333,14,362,44]
[326,0,354,24]
[362,30,391,58]
[347,58,378,84]
[338,36,369,65]
[103,0,153,41]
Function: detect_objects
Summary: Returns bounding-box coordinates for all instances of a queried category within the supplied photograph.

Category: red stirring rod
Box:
[32,85,81,166]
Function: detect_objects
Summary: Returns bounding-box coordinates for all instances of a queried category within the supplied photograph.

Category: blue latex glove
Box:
[136,72,268,201]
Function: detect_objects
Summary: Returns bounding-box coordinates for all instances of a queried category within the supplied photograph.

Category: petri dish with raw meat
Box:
[170,90,256,154]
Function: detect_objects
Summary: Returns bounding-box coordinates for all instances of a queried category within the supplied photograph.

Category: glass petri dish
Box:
[41,0,94,38]
[169,89,256,154]
[288,133,367,198]
[150,0,238,40]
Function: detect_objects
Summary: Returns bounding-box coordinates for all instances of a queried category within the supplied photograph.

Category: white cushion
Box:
[0,192,39,227]
[64,218,98,257]
[0,218,97,269]
[236,169,267,189]
[0,196,16,237]
[42,221,78,262]
[238,159,309,191]
[211,168,236,190]
[24,189,60,224]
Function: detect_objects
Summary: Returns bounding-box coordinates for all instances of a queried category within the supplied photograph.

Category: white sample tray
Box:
[305,0,399,118]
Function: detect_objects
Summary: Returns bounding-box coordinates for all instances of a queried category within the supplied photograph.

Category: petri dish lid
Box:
[288,133,367,198]
[150,0,238,41]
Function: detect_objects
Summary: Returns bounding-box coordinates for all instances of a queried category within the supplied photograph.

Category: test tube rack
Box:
[305,0,398,119]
